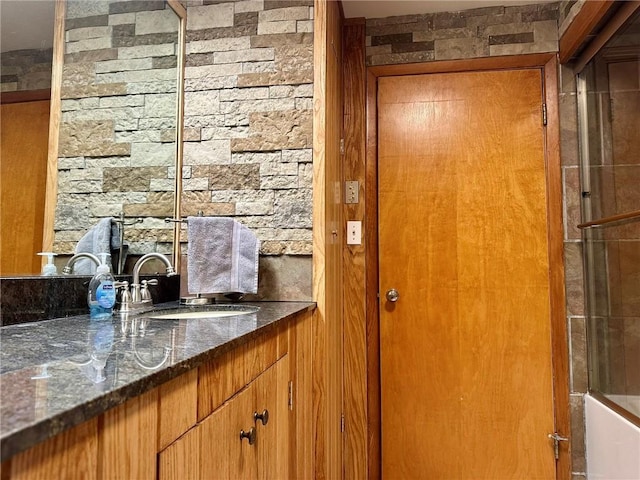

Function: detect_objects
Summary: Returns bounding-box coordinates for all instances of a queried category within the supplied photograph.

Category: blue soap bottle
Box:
[88,253,116,318]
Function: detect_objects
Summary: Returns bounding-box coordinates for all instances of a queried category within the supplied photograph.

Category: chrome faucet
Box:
[62,253,102,274]
[116,253,176,312]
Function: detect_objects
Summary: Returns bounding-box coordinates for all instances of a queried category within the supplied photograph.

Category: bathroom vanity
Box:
[0,301,315,479]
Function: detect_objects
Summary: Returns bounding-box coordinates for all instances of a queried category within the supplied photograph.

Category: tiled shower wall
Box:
[180,0,314,300]
[364,2,589,476]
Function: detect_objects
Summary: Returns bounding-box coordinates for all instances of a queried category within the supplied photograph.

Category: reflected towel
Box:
[73,218,121,275]
[187,217,260,295]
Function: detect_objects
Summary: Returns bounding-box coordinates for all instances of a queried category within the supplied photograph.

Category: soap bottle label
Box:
[96,281,115,308]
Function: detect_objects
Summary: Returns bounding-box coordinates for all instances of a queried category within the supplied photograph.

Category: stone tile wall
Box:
[364,2,560,66]
[0,48,53,92]
[178,0,314,300]
[363,3,590,476]
[54,0,180,256]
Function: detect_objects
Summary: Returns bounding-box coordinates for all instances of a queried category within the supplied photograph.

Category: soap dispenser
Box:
[88,253,116,318]
[38,252,58,276]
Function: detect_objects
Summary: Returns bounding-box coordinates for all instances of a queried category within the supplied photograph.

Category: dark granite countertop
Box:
[0,301,315,462]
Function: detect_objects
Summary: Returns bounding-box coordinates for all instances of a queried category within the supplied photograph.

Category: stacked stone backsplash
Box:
[55,0,180,257]
[179,0,314,300]
[1,48,53,92]
[364,2,559,66]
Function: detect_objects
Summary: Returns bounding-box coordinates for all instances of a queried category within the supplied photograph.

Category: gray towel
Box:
[187,217,260,295]
[73,218,121,275]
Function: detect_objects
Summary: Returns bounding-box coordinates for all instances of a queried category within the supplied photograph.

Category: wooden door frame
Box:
[365,53,569,479]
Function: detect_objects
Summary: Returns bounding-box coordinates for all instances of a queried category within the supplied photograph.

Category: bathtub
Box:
[585,394,640,479]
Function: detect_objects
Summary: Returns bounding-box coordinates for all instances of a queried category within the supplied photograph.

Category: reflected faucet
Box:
[116,253,176,312]
[62,252,101,274]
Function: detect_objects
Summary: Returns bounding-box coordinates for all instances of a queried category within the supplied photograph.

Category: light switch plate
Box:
[345,181,359,204]
[347,221,362,245]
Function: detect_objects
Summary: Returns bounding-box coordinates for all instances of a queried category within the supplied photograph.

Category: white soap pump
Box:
[38,252,58,276]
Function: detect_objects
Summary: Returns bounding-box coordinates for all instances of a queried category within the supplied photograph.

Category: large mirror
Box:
[0,0,185,276]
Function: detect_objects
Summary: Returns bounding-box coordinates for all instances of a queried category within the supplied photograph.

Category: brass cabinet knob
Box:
[254,409,269,425]
[240,427,256,445]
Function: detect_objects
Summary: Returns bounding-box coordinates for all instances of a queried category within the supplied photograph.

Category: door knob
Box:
[386,289,399,302]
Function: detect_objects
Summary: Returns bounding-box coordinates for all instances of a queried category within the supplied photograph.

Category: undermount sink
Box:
[148,305,259,320]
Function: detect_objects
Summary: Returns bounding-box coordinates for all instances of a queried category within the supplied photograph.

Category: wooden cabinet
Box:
[4,309,313,480]
[159,352,290,480]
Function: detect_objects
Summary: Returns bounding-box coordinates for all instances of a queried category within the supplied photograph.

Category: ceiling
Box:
[0,1,555,53]
[1,0,56,53]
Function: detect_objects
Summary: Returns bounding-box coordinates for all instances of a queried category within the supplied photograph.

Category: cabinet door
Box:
[99,388,158,479]
[254,355,290,480]
[200,381,258,480]
[158,425,200,480]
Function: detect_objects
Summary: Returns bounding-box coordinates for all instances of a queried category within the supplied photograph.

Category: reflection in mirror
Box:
[0,1,56,276]
[51,0,184,275]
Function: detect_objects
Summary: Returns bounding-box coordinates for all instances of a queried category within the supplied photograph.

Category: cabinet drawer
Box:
[198,323,288,420]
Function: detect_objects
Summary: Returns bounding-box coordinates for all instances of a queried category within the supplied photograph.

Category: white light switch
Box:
[347,221,362,245]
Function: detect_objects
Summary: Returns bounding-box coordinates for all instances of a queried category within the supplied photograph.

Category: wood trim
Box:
[0,89,50,105]
[543,55,571,480]
[342,20,368,480]
[311,2,327,477]
[41,0,65,255]
[559,1,617,63]
[365,67,381,480]
[369,53,554,77]
[364,54,569,479]
[574,1,640,73]
[312,1,344,479]
[343,17,365,27]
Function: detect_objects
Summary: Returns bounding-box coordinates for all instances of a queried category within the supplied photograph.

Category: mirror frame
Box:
[42,0,186,273]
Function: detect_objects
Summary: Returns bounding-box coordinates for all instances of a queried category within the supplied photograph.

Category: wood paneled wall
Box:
[342,18,370,480]
[312,1,344,478]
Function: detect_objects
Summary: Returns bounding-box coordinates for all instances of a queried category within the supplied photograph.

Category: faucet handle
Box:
[140,279,158,302]
[114,281,132,308]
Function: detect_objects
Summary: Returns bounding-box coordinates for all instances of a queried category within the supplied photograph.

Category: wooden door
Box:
[0,99,50,275]
[378,70,556,479]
